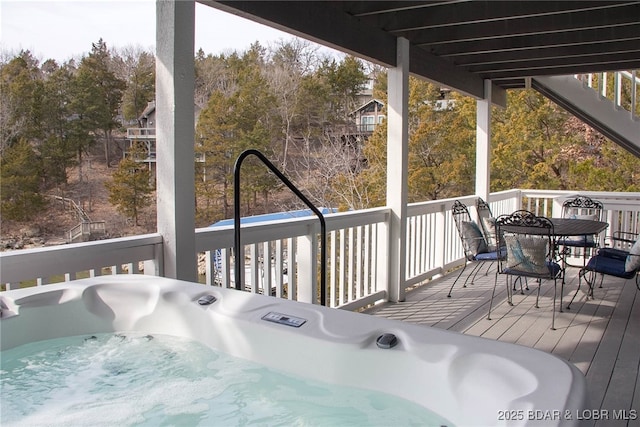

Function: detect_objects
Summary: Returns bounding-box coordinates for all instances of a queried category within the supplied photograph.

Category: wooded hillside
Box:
[2,39,639,247]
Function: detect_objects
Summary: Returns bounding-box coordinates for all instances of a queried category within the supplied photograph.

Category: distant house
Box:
[125,101,202,177]
[433,88,455,111]
[351,98,385,134]
[138,100,157,128]
[332,98,385,151]
[126,101,157,166]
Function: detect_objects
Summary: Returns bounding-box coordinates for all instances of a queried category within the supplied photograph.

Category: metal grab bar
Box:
[233,149,327,305]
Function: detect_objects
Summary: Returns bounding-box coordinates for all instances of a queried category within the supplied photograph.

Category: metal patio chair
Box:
[476,197,497,251]
[557,195,604,270]
[490,210,562,330]
[568,232,640,309]
[448,200,502,298]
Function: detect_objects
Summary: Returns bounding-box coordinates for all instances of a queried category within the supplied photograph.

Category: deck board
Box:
[594,287,640,427]
[365,264,640,426]
[586,280,634,414]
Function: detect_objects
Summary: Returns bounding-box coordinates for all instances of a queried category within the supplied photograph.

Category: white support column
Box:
[155,0,197,281]
[386,37,410,302]
[475,80,492,202]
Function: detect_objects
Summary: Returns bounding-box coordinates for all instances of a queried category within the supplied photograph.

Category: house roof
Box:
[138,101,203,125]
[351,99,385,116]
[139,101,156,121]
[203,1,640,103]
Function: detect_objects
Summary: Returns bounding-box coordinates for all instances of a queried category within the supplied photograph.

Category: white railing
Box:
[403,191,520,289]
[2,190,639,311]
[0,234,164,286]
[575,71,639,120]
[194,207,390,310]
[126,128,156,139]
[67,221,107,243]
[509,189,640,237]
[402,189,639,293]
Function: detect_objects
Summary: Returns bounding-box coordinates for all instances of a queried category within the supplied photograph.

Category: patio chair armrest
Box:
[597,247,629,261]
[604,231,639,251]
[612,231,639,245]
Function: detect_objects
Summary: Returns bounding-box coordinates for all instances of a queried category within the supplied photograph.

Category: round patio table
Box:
[549,218,609,237]
[500,218,608,237]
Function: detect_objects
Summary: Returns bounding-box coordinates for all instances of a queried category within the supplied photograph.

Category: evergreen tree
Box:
[0,51,44,151]
[105,145,154,226]
[492,90,585,191]
[316,56,368,124]
[195,91,236,221]
[71,39,126,167]
[195,44,278,223]
[0,139,45,220]
[407,82,476,201]
[39,61,78,186]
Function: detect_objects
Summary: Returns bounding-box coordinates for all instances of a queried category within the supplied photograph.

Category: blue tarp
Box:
[210,208,337,228]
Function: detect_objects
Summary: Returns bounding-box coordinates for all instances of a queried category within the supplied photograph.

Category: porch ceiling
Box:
[203,0,640,101]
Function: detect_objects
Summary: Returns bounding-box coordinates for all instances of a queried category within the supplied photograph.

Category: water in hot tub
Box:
[1,333,452,426]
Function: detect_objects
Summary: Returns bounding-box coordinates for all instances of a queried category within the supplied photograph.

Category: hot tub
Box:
[0,275,587,426]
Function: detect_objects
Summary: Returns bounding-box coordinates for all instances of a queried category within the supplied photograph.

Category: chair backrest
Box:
[562,195,604,221]
[495,210,555,277]
[452,200,488,260]
[476,197,497,250]
[476,197,493,219]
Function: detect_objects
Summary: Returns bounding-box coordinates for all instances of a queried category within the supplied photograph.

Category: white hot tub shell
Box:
[0,275,588,426]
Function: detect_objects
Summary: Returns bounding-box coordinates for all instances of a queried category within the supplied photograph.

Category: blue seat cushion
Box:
[598,247,629,261]
[473,247,506,261]
[586,255,636,279]
[557,235,596,247]
[504,261,561,278]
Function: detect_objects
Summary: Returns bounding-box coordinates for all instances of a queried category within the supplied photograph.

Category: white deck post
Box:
[386,37,410,302]
[155,0,197,281]
[476,80,492,202]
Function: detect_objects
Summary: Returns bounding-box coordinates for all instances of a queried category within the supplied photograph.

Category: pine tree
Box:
[0,51,44,151]
[0,139,45,220]
[71,39,126,167]
[39,61,78,186]
[106,146,154,226]
[492,90,584,191]
[195,44,278,223]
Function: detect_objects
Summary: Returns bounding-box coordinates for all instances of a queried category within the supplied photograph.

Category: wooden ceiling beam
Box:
[205,1,502,103]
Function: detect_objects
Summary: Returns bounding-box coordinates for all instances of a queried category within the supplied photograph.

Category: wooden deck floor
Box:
[365,264,640,427]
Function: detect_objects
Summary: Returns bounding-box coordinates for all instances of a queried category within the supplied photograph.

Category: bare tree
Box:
[195,49,238,110]
[265,39,325,171]
[112,45,155,124]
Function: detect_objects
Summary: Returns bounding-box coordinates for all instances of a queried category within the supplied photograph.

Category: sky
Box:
[1,0,319,63]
